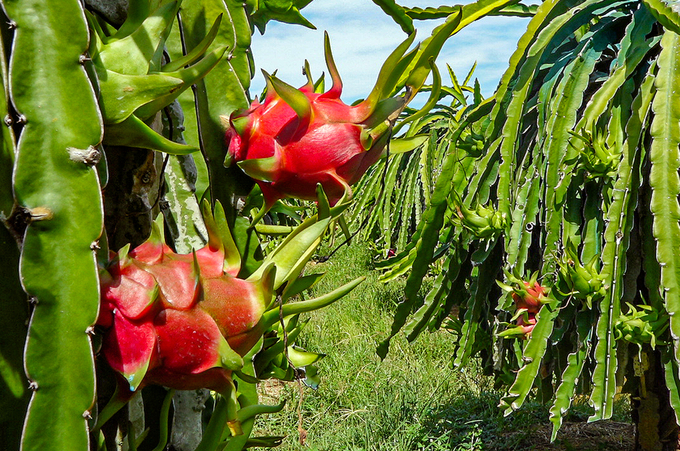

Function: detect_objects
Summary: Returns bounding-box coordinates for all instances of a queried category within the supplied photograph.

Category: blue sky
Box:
[249,0,532,102]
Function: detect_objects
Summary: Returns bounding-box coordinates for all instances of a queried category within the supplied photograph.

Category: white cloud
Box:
[249,2,531,102]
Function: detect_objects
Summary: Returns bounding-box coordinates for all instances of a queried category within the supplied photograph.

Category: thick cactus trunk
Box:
[633,348,680,451]
[103,145,163,251]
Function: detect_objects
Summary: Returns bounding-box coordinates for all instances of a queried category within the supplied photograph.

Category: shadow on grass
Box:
[415,391,634,451]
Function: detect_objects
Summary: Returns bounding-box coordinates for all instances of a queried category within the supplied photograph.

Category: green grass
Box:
[252,242,631,450]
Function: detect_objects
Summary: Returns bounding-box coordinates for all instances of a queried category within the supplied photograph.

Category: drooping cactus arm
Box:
[3,0,104,450]
[650,30,680,386]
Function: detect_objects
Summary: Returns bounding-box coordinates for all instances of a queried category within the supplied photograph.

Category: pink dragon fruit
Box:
[96,201,365,435]
[97,212,275,394]
[511,281,547,313]
[498,273,548,340]
[224,32,421,210]
[517,312,537,339]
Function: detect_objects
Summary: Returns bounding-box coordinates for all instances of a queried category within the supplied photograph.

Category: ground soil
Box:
[511,421,635,450]
[259,379,637,450]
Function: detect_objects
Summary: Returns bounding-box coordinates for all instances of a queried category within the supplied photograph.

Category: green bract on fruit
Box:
[86,0,225,154]
[497,272,548,340]
[497,310,539,340]
[97,212,275,394]
[499,270,548,315]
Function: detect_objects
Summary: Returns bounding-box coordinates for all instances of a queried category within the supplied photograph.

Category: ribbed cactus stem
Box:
[5,1,105,450]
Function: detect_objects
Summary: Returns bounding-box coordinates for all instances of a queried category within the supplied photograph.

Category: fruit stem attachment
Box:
[92,381,136,433]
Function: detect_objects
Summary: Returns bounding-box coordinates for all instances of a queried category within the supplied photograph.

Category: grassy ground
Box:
[252,242,633,450]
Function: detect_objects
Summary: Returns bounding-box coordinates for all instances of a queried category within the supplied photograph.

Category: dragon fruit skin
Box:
[97,220,274,393]
[225,32,415,209]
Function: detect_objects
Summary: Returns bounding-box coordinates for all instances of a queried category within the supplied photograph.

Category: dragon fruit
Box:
[224,32,421,210]
[511,281,546,313]
[498,272,548,339]
[517,312,537,338]
[96,200,364,435]
[97,209,276,395]
[510,281,545,338]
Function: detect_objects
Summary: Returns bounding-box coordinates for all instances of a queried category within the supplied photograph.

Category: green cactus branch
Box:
[4,1,104,450]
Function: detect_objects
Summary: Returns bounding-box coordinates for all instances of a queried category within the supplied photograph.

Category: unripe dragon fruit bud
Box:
[556,239,606,308]
[614,302,669,350]
[452,200,506,239]
[97,214,275,394]
[224,28,451,212]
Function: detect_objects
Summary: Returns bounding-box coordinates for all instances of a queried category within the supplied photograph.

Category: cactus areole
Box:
[97,214,275,394]
[224,32,418,208]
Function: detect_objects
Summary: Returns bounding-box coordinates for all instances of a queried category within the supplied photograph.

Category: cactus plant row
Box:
[0,0,466,449]
[375,0,680,446]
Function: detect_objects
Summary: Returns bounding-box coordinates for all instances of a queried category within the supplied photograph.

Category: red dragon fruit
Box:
[517,312,537,339]
[97,210,275,395]
[224,31,432,211]
[96,201,364,434]
[511,281,546,313]
[498,272,548,340]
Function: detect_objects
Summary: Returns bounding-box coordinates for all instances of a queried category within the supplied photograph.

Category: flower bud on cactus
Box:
[224,30,442,212]
[98,213,275,394]
[556,239,606,308]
